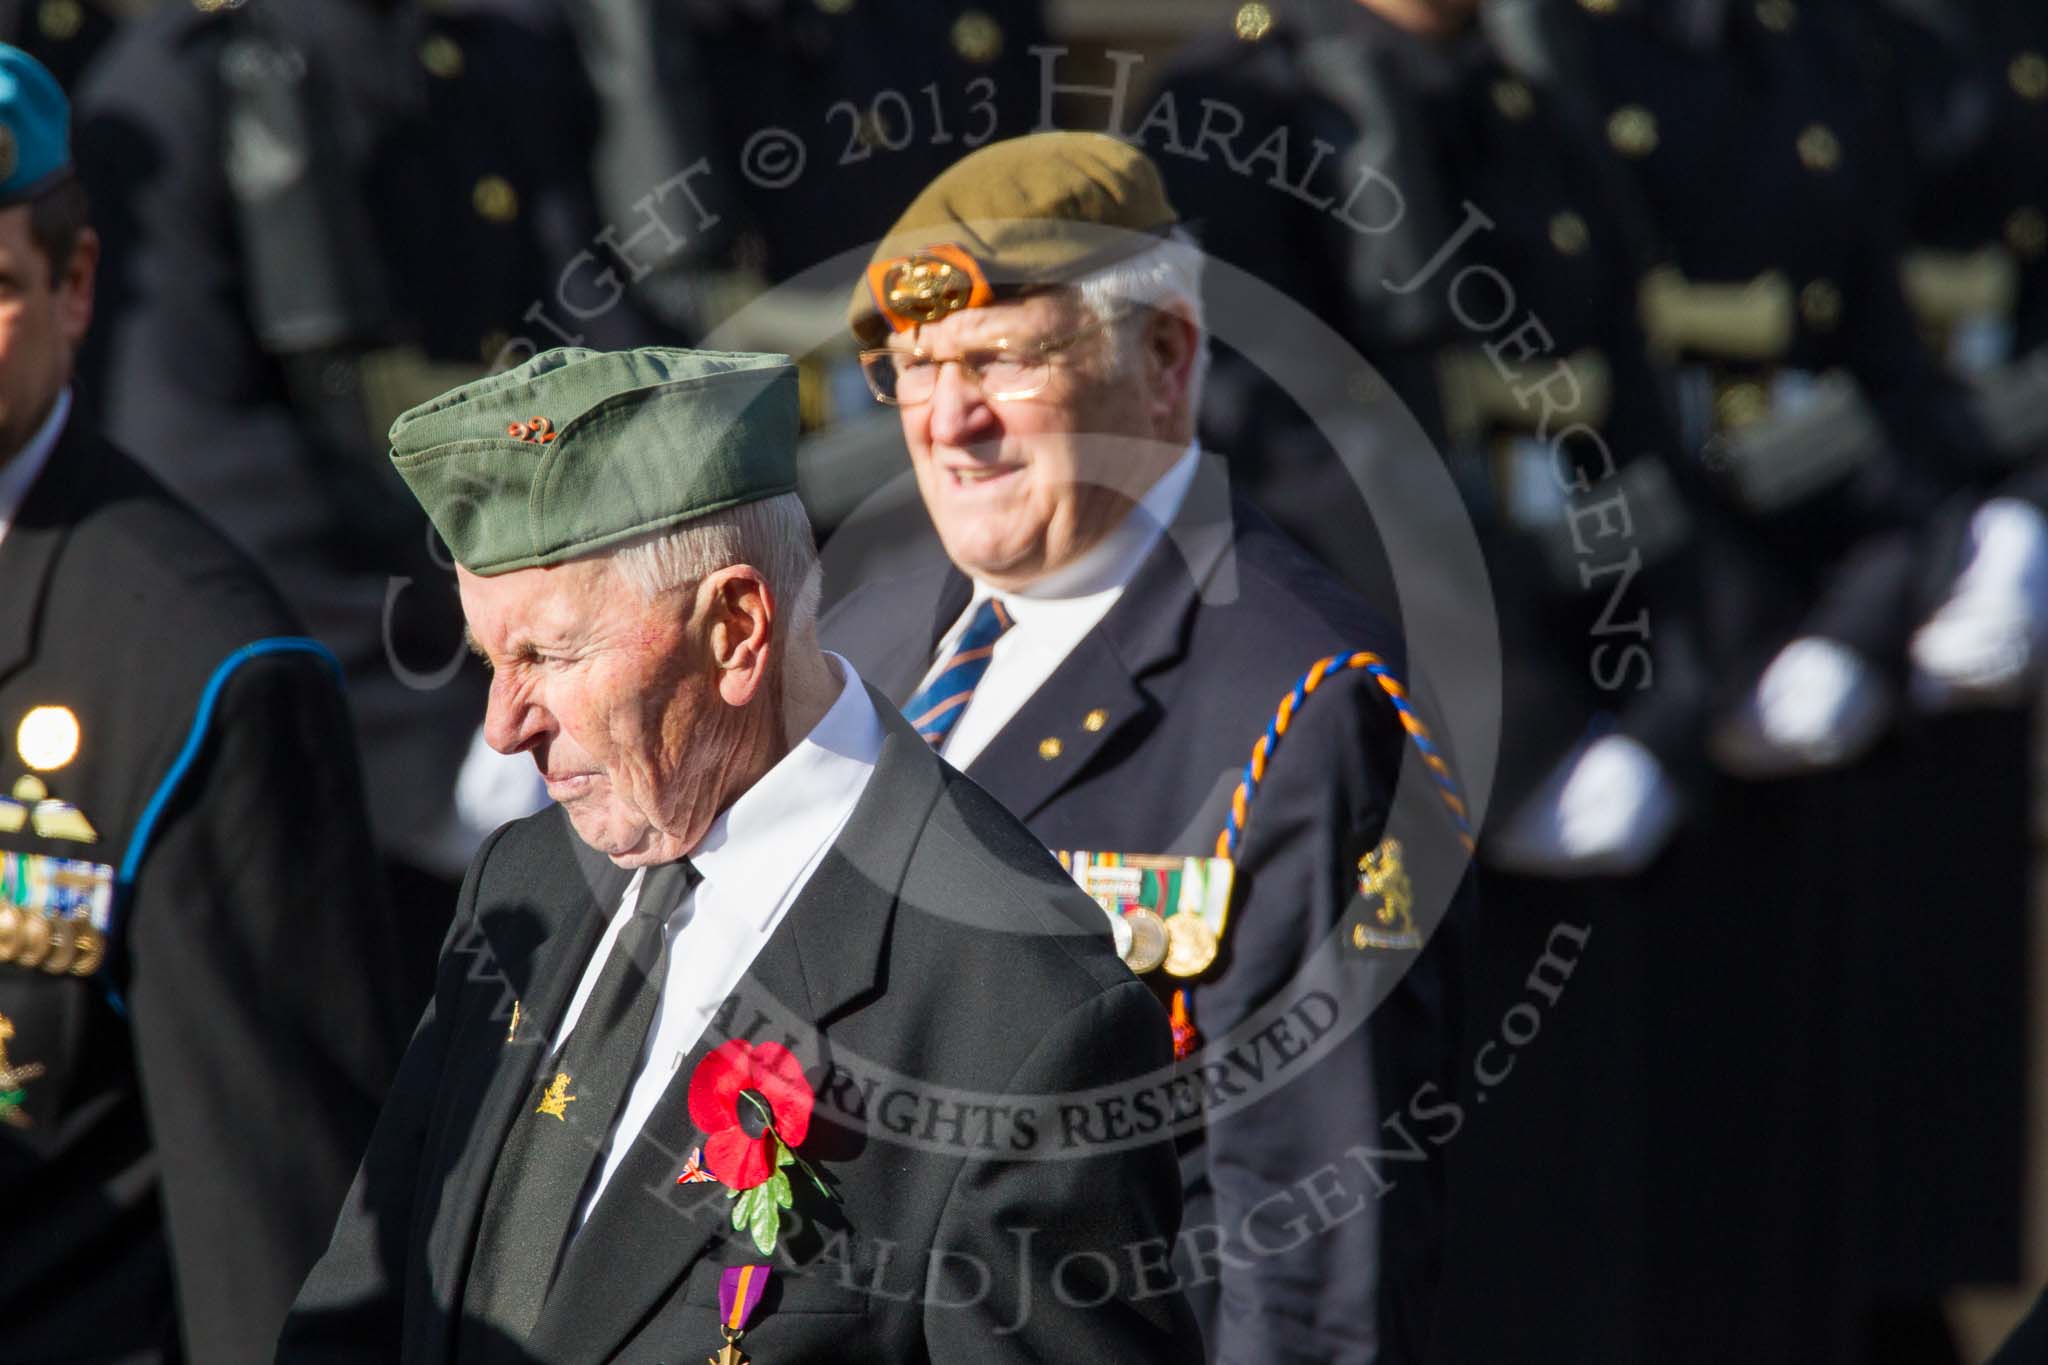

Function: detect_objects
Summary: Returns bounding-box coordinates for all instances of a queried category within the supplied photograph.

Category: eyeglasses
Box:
[858,311,1126,406]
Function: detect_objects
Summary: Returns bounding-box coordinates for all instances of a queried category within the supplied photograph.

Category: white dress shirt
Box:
[558,653,884,1226]
[917,442,1201,769]
[0,389,71,553]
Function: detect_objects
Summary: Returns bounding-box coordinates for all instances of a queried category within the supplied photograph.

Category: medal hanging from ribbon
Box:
[709,1263,770,1365]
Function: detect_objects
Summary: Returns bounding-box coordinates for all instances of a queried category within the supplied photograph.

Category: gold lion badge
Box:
[1352,838,1423,951]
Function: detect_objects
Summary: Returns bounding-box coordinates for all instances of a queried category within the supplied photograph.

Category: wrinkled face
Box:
[891,290,1176,590]
[0,205,93,462]
[460,556,728,867]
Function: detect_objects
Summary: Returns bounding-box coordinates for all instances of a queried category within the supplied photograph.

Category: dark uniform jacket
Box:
[1150,2,1713,802]
[0,421,408,1362]
[822,461,1473,1365]
[276,694,1201,1365]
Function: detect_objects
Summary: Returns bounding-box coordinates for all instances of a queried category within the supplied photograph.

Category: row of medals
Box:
[0,903,104,976]
[1113,903,1218,978]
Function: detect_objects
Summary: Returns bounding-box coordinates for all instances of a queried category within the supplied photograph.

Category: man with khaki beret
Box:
[276,346,1200,1364]
[823,132,1475,1364]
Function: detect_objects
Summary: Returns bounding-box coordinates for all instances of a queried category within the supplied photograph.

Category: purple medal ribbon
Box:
[719,1263,770,1336]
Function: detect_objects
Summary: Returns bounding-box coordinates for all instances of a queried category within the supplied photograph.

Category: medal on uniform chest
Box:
[1055,851,1234,979]
[708,1263,770,1365]
[0,851,115,976]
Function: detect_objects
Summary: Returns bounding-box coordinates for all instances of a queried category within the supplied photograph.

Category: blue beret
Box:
[0,45,70,208]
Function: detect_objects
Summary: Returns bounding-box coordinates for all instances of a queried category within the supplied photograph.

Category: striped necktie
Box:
[904,597,1013,746]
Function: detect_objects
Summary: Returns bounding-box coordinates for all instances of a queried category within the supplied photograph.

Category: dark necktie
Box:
[461,857,700,1350]
[902,597,1013,746]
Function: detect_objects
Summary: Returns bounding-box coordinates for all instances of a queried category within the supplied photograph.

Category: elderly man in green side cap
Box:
[823,132,1475,1365]
[277,345,1200,1365]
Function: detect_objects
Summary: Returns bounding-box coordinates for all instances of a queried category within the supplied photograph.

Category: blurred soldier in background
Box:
[566,0,1052,356]
[1149,0,1709,873]
[69,0,667,962]
[1148,2,1706,1358]
[0,45,411,1363]
[1873,0,2048,697]
[1150,0,2034,1360]
[1548,5,2029,1363]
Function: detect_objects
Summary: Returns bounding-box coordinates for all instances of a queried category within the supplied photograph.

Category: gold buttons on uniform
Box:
[420,34,465,79]
[1800,279,1842,332]
[1755,0,1795,33]
[1716,381,1769,431]
[1549,212,1591,257]
[2008,208,2048,261]
[1233,3,1274,41]
[1607,106,1659,158]
[950,11,1002,62]
[1796,123,1840,173]
[472,174,519,224]
[2011,53,2048,103]
[1082,709,1108,733]
[1038,737,1063,761]
[1491,79,1534,122]
[38,0,83,41]
[16,707,78,772]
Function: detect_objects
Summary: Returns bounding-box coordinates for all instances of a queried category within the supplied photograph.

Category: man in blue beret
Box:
[0,43,412,1364]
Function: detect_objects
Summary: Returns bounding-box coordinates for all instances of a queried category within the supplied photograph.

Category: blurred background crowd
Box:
[12,0,2044,1359]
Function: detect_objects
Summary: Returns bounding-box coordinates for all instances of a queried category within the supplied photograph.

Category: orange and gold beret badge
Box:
[866,243,994,334]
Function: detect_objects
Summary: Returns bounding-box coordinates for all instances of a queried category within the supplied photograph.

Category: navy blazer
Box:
[823,456,1474,1365]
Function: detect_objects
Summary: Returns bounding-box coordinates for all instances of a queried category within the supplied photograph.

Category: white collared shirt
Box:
[917,441,1201,769]
[0,389,71,553]
[559,653,884,1226]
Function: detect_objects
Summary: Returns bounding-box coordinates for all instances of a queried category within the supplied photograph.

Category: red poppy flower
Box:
[686,1040,814,1190]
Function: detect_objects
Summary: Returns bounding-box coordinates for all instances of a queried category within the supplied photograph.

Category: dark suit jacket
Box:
[277,693,1201,1365]
[822,458,1474,1365]
[0,423,408,1362]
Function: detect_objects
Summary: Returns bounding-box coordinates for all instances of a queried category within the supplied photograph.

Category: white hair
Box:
[609,492,822,645]
[1071,225,1212,404]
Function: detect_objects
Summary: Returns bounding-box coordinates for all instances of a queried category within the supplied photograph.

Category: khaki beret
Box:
[849,131,1179,345]
[388,347,798,576]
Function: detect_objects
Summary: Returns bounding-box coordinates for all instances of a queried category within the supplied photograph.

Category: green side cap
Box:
[389,347,800,575]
